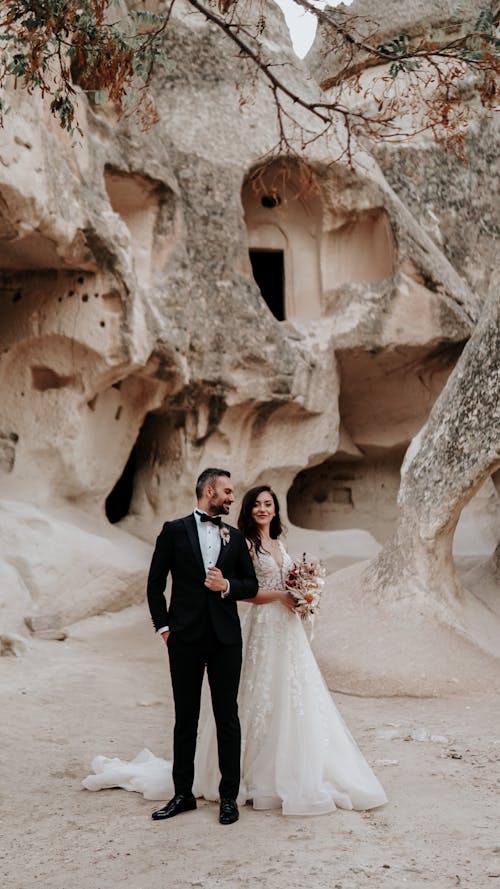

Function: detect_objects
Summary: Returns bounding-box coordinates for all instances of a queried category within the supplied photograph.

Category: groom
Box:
[146,467,257,825]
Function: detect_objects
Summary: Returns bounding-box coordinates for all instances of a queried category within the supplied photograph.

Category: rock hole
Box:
[249,249,285,321]
[105,444,137,524]
[261,194,281,208]
[31,367,73,391]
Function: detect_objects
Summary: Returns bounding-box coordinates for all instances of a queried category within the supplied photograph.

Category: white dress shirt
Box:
[194,508,222,571]
[157,509,229,635]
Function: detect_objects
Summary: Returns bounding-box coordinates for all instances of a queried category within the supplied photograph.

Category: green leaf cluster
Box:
[376,33,411,58]
[0,0,172,133]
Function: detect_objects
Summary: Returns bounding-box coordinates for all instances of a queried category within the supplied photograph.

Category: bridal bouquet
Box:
[285,553,325,620]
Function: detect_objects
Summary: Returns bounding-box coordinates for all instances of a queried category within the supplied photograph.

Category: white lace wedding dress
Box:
[83,542,387,815]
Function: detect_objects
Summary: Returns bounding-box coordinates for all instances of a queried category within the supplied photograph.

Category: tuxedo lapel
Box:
[182,514,205,574]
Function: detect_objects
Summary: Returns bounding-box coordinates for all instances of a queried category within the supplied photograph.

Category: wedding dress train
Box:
[83,542,387,815]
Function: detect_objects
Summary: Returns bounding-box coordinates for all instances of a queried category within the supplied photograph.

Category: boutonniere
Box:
[220,526,230,546]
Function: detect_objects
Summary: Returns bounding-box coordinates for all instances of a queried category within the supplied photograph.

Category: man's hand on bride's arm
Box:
[160,629,170,643]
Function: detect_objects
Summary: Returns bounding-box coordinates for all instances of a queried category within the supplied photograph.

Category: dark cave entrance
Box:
[105,444,138,524]
[249,249,285,320]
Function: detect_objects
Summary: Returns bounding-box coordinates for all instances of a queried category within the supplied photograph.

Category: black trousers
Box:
[167,625,242,800]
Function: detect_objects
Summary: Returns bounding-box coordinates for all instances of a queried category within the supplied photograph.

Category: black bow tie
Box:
[197,512,222,526]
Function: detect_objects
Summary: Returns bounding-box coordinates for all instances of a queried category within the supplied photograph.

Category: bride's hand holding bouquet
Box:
[285,553,325,621]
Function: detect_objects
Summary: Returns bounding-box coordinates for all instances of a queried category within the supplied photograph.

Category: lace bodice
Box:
[252,540,294,591]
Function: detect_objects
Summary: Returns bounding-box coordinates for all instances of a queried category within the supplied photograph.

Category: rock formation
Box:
[0,0,498,693]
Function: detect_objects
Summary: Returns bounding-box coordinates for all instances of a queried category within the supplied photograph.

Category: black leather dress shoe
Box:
[219,798,239,825]
[152,793,197,820]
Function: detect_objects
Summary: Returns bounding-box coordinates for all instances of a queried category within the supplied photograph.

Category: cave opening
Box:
[287,450,406,543]
[105,444,138,524]
[249,249,285,320]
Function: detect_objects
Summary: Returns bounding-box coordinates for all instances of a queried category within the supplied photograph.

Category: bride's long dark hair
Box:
[238,485,284,555]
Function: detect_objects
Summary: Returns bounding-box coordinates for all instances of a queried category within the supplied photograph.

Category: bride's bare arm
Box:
[247,589,297,611]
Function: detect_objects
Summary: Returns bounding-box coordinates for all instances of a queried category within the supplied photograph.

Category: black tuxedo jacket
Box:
[147,513,258,644]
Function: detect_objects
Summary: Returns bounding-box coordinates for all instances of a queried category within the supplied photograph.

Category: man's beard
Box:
[209,500,231,515]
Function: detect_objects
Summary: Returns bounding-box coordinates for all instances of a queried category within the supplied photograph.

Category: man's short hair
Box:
[196,467,231,499]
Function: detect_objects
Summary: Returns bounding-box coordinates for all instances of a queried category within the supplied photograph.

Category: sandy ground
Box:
[1,604,500,889]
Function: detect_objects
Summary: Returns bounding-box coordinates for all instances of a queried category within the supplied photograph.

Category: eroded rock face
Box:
[308,0,499,305]
[0,268,166,505]
[373,117,500,302]
[0,0,498,692]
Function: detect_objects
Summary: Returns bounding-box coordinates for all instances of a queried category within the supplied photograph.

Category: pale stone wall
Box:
[0,0,498,694]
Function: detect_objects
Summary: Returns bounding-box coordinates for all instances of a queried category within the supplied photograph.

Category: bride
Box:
[194,485,387,815]
[83,485,387,815]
